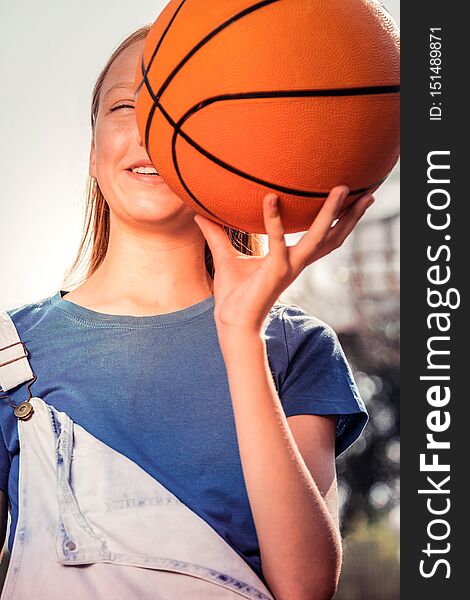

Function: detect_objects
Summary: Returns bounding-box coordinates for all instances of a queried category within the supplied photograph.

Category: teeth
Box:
[131,166,159,174]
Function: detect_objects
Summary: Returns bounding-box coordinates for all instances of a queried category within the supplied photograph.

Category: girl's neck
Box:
[65,216,214,315]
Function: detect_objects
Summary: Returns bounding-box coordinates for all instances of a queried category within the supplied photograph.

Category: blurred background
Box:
[280,160,400,599]
[0,0,400,597]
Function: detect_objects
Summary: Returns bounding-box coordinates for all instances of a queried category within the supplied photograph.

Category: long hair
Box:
[62,24,265,291]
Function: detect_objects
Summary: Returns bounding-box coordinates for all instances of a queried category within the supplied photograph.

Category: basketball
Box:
[134,0,400,234]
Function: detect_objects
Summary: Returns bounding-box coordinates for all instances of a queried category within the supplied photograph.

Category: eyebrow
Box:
[102,82,136,101]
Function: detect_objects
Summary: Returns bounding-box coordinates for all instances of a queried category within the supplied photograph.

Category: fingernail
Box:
[366,196,375,208]
[340,187,349,204]
[270,195,279,212]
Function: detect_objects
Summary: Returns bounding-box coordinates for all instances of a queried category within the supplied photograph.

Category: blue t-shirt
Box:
[0,289,368,581]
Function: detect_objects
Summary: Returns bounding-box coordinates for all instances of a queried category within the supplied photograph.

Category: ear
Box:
[89,139,97,179]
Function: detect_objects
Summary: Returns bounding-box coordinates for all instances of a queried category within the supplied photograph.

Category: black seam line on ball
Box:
[170,118,388,232]
[135,0,188,100]
[152,88,393,200]
[156,0,278,101]
[178,85,401,106]
[141,0,280,149]
[167,93,388,231]
[162,85,400,179]
[144,78,399,153]
[171,125,237,230]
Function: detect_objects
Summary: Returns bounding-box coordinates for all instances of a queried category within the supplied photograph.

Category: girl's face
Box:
[89,41,193,228]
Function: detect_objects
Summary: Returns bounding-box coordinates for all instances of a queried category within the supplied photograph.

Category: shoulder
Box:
[262,299,341,389]
[2,291,61,339]
[263,300,368,457]
[264,300,338,354]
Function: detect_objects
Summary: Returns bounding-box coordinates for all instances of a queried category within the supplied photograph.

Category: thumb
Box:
[193,214,237,266]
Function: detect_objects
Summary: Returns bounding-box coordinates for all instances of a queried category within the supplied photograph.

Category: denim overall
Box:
[0,310,275,599]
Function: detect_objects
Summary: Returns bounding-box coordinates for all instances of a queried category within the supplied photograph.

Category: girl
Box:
[0,24,371,600]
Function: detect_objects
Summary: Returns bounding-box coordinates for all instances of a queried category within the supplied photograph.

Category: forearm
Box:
[217,329,342,600]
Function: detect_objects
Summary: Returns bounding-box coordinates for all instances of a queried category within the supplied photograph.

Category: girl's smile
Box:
[124,169,167,185]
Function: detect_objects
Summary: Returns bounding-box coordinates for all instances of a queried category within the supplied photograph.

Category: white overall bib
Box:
[0,310,275,600]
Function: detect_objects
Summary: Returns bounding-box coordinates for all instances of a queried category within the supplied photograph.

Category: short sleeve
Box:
[277,304,368,457]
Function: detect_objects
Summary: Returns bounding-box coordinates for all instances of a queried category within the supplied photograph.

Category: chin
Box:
[123,198,188,222]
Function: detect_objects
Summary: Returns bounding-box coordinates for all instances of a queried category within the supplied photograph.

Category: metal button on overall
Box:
[14,401,34,421]
[65,541,76,551]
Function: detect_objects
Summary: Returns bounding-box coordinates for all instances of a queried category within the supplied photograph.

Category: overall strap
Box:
[0,310,34,392]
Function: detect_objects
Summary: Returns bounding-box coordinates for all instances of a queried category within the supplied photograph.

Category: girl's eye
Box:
[110,103,134,112]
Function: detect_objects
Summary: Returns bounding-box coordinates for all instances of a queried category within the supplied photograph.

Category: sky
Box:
[0,0,400,312]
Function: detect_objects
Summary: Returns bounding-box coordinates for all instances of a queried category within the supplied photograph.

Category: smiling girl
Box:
[0,24,371,600]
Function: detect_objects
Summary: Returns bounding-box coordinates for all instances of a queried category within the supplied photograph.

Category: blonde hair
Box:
[63,24,265,290]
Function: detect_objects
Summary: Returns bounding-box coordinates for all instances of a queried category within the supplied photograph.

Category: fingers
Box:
[193,213,239,267]
[263,193,290,275]
[289,185,349,270]
[315,193,375,260]
[312,185,350,240]
[262,188,374,276]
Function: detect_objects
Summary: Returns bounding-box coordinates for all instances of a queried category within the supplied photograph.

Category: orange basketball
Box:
[134,0,400,234]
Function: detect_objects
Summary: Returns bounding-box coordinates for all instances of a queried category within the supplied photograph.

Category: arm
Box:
[194,187,372,597]
[286,413,339,531]
[219,330,341,600]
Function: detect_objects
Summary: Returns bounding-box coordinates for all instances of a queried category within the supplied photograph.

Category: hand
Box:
[193,185,374,335]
